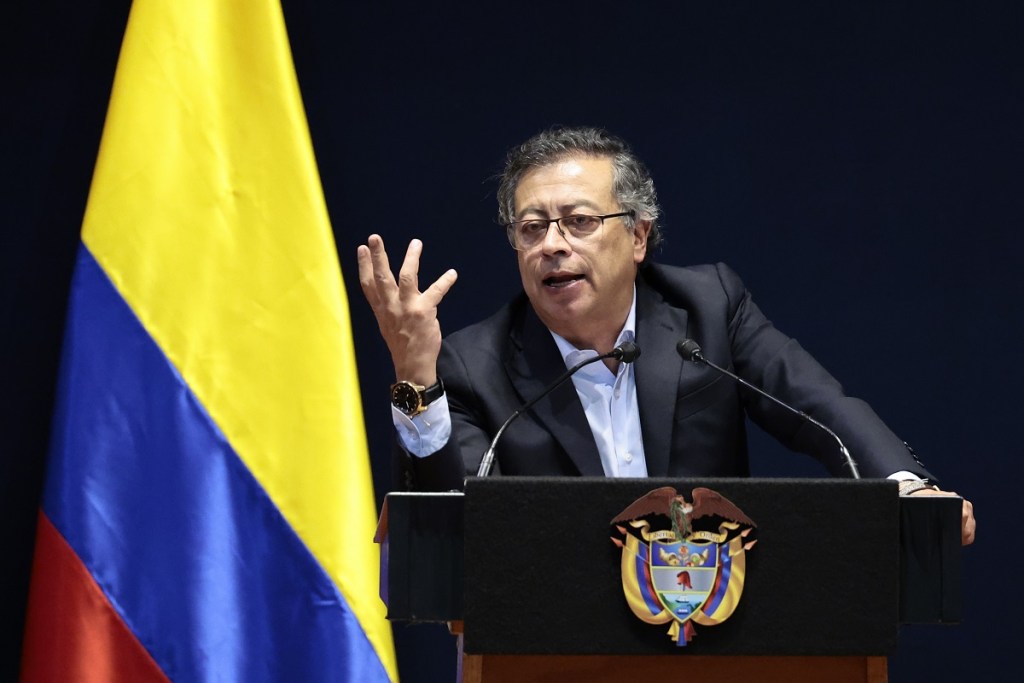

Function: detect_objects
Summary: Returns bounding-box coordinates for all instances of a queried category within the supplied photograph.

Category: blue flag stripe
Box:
[43,245,390,682]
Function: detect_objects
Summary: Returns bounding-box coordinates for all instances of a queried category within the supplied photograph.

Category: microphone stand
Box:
[476,342,640,477]
[677,339,861,479]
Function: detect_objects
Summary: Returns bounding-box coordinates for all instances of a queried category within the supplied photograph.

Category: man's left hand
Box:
[909,488,976,545]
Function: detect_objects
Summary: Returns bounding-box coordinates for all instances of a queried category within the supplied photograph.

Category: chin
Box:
[542,302,595,337]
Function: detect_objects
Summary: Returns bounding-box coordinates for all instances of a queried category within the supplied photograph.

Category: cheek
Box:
[597,252,638,287]
[517,254,533,284]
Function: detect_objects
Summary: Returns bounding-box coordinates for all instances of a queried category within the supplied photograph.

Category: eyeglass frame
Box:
[504,210,636,250]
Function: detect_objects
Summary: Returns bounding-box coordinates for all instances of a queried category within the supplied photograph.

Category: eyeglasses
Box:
[505,210,635,251]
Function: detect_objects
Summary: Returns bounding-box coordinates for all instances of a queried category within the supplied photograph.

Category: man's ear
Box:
[632,219,652,263]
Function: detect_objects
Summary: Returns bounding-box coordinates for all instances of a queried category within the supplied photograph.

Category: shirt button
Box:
[614,388,621,399]
[624,452,634,463]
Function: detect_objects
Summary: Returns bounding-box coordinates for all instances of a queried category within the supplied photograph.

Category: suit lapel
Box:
[506,305,605,476]
[635,278,688,477]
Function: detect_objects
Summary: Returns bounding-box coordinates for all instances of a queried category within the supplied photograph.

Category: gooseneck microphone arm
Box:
[676,339,861,479]
[475,341,641,478]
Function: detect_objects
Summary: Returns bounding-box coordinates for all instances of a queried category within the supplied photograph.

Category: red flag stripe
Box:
[20,511,169,683]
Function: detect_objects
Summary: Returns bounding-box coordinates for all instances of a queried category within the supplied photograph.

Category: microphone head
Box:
[612,341,641,363]
[676,339,704,363]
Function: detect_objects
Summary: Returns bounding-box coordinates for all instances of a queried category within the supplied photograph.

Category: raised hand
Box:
[357,234,458,385]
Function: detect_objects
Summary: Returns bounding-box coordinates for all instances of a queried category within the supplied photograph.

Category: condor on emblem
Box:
[611,486,757,645]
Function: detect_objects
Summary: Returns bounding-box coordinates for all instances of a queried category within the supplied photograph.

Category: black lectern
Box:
[375,478,961,683]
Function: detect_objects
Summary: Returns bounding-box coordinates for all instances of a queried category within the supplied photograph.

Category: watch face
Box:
[391,383,421,414]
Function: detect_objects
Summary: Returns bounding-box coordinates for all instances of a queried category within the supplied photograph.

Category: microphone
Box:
[676,339,861,479]
[610,341,641,363]
[476,341,641,477]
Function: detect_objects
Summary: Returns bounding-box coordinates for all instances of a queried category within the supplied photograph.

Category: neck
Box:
[559,327,621,357]
[603,357,621,374]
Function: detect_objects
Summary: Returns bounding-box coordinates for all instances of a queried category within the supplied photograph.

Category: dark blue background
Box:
[4,1,1020,680]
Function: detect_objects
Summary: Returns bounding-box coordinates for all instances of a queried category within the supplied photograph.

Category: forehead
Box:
[513,155,616,214]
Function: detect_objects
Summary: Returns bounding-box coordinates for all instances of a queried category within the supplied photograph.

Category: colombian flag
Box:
[20,1,397,681]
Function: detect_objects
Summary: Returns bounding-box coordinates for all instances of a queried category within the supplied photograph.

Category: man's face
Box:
[513,155,649,351]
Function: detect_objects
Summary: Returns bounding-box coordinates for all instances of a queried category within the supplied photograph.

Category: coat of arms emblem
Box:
[610,486,757,645]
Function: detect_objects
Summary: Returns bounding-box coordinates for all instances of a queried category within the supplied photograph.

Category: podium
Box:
[375,478,961,683]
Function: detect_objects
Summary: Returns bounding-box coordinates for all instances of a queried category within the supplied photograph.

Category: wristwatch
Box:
[390,378,444,416]
[898,479,938,496]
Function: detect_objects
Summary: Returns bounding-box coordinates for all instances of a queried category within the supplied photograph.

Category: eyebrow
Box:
[515,200,605,219]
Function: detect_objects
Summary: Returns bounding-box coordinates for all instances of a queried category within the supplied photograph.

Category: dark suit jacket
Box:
[397,262,932,491]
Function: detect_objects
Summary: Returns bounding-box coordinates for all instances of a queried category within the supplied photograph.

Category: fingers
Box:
[908,488,976,546]
[394,239,459,306]
[424,268,459,305]
[961,498,976,546]
[357,234,395,309]
[398,239,424,298]
[359,235,456,305]
[356,246,377,305]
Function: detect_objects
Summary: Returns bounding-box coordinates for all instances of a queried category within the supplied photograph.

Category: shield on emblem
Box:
[611,486,757,645]
[649,539,718,624]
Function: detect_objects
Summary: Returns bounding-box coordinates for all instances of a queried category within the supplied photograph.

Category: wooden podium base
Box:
[460,651,887,683]
[453,625,887,683]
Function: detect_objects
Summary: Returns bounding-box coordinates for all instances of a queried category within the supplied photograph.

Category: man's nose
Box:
[540,220,572,253]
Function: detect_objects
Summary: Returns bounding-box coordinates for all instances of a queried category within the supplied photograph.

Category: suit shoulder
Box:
[640,262,747,306]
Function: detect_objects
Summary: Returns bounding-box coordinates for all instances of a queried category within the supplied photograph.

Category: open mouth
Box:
[543,273,585,288]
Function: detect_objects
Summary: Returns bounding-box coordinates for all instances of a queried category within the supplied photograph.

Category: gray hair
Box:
[496,126,663,259]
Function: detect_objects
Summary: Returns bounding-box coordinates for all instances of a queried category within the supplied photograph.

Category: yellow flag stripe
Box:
[80,1,396,679]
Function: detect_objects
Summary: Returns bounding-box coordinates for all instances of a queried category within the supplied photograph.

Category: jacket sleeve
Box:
[715,263,934,480]
[391,338,495,492]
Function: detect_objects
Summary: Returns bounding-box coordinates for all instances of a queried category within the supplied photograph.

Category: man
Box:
[357,126,975,545]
